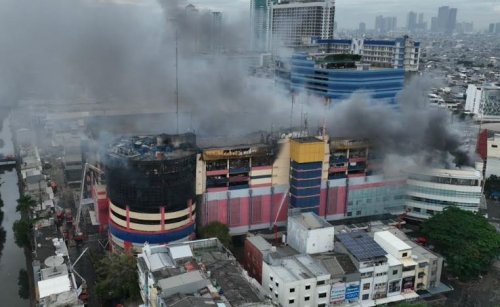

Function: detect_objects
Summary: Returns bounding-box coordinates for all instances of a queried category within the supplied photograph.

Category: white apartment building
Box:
[406,168,482,219]
[270,0,335,50]
[465,84,500,121]
[374,231,417,294]
[336,231,390,304]
[314,36,421,71]
[262,254,333,307]
[370,225,445,293]
[486,133,500,178]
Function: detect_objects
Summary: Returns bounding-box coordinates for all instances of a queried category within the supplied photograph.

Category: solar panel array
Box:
[337,231,387,261]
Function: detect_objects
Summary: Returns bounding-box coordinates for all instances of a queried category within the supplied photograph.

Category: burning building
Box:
[105,133,197,252]
[198,134,407,234]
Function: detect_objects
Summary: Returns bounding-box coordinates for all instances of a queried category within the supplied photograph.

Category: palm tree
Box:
[16,195,37,216]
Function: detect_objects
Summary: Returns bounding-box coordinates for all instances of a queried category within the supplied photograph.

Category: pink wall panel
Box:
[261,194,272,223]
[326,186,347,215]
[319,188,327,217]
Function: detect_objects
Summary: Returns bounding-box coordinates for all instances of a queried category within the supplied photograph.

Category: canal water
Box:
[0,115,29,306]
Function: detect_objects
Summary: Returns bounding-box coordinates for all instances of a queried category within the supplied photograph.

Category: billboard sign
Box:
[345,284,360,300]
[330,283,345,302]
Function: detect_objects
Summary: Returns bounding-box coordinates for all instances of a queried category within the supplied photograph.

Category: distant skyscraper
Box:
[270,0,335,50]
[417,13,426,31]
[359,22,366,34]
[407,11,417,32]
[209,12,223,53]
[496,23,500,35]
[387,16,397,31]
[437,6,457,33]
[447,8,457,34]
[431,17,438,32]
[489,23,495,34]
[418,13,424,25]
[375,15,384,33]
[375,15,397,33]
[250,0,272,51]
[437,6,450,32]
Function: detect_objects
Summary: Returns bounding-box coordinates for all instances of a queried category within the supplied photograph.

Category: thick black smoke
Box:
[0,0,474,169]
[327,77,474,168]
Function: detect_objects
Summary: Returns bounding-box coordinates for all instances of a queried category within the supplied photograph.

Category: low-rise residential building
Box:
[336,231,392,303]
[246,213,448,306]
[374,231,417,293]
[137,238,270,307]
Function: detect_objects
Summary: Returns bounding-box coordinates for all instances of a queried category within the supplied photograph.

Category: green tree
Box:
[17,269,30,299]
[16,195,37,215]
[199,222,232,248]
[95,253,140,302]
[13,218,32,248]
[421,207,500,280]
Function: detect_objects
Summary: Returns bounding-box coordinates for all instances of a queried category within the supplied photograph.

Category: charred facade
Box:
[105,133,198,252]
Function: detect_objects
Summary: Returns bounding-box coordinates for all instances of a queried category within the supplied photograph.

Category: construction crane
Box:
[74,163,104,242]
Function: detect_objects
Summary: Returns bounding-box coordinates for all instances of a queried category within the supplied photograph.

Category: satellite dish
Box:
[44,255,64,267]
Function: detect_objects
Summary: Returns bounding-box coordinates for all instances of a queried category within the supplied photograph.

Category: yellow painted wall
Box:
[290,138,325,163]
[272,138,291,185]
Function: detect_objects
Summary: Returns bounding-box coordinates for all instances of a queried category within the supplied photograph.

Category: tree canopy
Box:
[12,195,36,248]
[421,207,500,280]
[16,195,37,215]
[198,222,232,248]
[95,253,140,302]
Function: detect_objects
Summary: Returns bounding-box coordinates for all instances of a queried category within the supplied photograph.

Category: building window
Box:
[269,286,273,291]
[319,292,327,298]
[270,276,273,281]
[305,285,311,290]
[363,283,370,290]
[347,212,352,216]
[305,296,310,301]
[318,304,326,307]
[289,299,295,304]
[393,270,398,275]
[290,288,295,293]
[362,294,369,300]
[402,252,408,257]
[356,210,362,216]
[276,282,279,287]
[317,280,325,286]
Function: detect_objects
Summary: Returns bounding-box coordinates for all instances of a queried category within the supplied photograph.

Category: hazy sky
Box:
[186,0,500,30]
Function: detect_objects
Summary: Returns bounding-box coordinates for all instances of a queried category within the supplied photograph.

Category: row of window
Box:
[407,185,481,199]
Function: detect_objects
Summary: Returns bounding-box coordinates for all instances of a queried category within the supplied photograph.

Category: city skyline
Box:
[186,0,499,30]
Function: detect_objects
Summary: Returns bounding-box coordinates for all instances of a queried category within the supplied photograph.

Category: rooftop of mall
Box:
[107,133,198,161]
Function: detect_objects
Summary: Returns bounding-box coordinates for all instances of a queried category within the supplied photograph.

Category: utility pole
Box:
[175,26,179,134]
